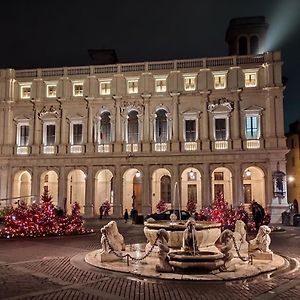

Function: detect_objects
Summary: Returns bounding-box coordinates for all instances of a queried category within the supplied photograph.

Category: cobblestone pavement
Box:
[0,219,299,300]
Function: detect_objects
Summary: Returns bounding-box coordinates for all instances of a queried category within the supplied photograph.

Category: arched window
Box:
[155,109,168,142]
[99,111,111,143]
[128,110,139,143]
[160,175,171,203]
[250,36,259,54]
[239,36,248,55]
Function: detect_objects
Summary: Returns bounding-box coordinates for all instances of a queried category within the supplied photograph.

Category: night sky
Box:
[1,0,300,130]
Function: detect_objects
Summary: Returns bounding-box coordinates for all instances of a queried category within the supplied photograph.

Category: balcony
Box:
[16,146,29,155]
[70,145,83,154]
[97,144,111,153]
[246,139,260,149]
[43,145,55,154]
[184,142,197,151]
[125,143,139,153]
[154,142,167,152]
[214,140,228,150]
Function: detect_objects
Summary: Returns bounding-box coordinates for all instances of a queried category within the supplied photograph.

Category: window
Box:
[100,81,111,95]
[188,184,197,203]
[127,79,138,94]
[71,123,83,145]
[214,172,224,181]
[245,72,257,87]
[243,184,252,203]
[20,85,31,99]
[213,73,226,89]
[44,124,55,145]
[245,115,259,139]
[17,124,29,146]
[184,76,196,91]
[73,82,83,96]
[161,175,171,203]
[127,110,139,143]
[155,78,167,93]
[215,118,226,140]
[47,84,57,97]
[155,109,168,142]
[99,112,111,143]
[214,184,224,197]
[185,119,196,142]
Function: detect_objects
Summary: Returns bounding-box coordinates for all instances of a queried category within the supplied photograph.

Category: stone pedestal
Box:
[202,140,211,151]
[142,142,151,153]
[31,144,40,155]
[114,142,122,153]
[171,141,180,152]
[58,144,66,154]
[232,139,242,150]
[85,143,94,153]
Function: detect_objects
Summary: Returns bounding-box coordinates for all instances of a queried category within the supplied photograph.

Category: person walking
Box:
[251,200,265,231]
[124,209,129,223]
[99,206,103,219]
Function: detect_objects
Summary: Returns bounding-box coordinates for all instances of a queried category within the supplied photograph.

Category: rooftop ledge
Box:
[2,51,281,80]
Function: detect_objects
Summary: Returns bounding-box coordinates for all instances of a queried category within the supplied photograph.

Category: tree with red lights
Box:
[156,199,167,213]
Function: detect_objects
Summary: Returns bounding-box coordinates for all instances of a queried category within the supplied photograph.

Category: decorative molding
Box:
[208,98,233,113]
[38,105,60,119]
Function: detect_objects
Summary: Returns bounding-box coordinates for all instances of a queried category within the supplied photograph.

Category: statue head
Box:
[157,228,169,242]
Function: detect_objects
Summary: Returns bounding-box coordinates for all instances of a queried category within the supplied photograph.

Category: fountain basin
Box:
[144,220,221,250]
[168,251,224,271]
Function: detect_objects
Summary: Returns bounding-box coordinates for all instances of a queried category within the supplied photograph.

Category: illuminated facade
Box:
[0,17,289,221]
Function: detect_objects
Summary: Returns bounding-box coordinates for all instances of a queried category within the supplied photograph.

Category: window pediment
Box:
[14,114,33,122]
[66,113,85,122]
[208,98,233,114]
[243,105,264,114]
[38,106,60,120]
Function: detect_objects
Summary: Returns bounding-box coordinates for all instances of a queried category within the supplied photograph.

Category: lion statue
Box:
[249,225,272,253]
[101,221,125,251]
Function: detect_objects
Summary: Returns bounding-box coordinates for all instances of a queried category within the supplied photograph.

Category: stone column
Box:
[233,163,243,207]
[142,164,151,214]
[32,105,42,154]
[58,167,67,210]
[170,92,180,151]
[202,163,211,207]
[264,88,277,148]
[141,93,151,152]
[85,100,94,153]
[200,92,210,150]
[31,167,40,203]
[113,96,122,153]
[274,93,286,148]
[2,103,13,155]
[58,104,67,154]
[84,166,94,218]
[231,89,242,150]
[113,165,122,217]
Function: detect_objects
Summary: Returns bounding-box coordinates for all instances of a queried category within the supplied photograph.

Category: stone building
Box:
[0,17,289,221]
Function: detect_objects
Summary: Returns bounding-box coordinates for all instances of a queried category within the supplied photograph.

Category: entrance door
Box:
[133,175,142,213]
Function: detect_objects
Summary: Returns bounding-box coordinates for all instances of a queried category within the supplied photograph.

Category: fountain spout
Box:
[173,182,181,221]
[182,218,198,256]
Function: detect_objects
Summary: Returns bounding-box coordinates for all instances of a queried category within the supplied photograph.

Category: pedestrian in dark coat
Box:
[124,209,129,223]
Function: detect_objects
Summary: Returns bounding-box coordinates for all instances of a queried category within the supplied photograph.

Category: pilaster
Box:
[84,166,94,218]
[170,92,180,151]
[142,164,151,214]
[200,91,210,151]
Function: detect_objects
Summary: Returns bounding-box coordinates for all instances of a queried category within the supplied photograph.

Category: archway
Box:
[151,168,171,212]
[67,169,86,214]
[95,169,113,215]
[12,170,32,205]
[123,168,142,214]
[40,170,58,206]
[243,166,265,207]
[181,168,202,210]
[211,167,233,205]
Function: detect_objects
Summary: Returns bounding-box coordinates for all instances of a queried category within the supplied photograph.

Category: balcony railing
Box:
[43,145,55,154]
[97,144,111,153]
[246,139,260,149]
[154,142,167,152]
[70,145,83,153]
[125,143,138,152]
[16,146,29,155]
[214,140,228,150]
[184,142,197,151]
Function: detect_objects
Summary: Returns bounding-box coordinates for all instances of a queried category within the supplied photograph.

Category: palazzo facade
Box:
[0,17,289,221]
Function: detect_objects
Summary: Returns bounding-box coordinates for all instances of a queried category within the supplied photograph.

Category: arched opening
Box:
[95,169,113,215]
[155,109,168,142]
[238,36,248,55]
[250,36,259,54]
[211,167,233,205]
[152,168,171,212]
[127,110,139,143]
[123,168,142,214]
[99,111,111,144]
[243,166,265,207]
[67,169,86,214]
[12,171,32,204]
[181,168,202,210]
[40,170,58,206]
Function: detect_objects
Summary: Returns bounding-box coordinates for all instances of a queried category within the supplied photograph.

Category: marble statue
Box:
[233,220,248,255]
[249,225,272,254]
[156,229,173,273]
[182,218,198,252]
[219,229,234,264]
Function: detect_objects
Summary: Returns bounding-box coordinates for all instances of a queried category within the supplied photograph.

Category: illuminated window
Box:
[127,80,138,94]
[43,123,56,145]
[245,115,259,139]
[17,123,29,146]
[213,74,226,89]
[155,109,168,142]
[155,78,167,92]
[244,69,258,87]
[100,81,111,95]
[185,119,196,142]
[73,82,83,96]
[20,85,31,99]
[215,118,227,140]
[70,121,83,145]
[214,172,224,181]
[47,84,57,97]
[184,76,196,91]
